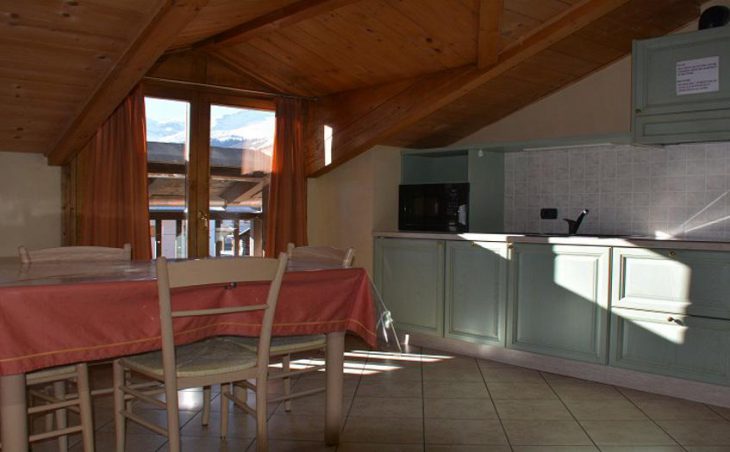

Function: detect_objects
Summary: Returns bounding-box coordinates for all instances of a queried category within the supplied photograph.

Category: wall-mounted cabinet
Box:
[401,149,504,232]
[633,26,730,144]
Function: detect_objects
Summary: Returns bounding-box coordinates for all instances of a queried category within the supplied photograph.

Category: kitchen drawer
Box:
[610,308,730,386]
[612,247,730,319]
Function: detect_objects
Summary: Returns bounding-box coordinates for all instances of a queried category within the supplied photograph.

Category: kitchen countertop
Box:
[373,231,730,252]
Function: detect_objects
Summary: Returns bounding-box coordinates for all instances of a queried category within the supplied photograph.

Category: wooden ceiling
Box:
[0,0,702,174]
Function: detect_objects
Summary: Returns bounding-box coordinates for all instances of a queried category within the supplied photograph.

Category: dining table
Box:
[0,256,377,452]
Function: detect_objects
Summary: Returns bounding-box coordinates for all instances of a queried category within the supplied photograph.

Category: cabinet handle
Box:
[668,250,677,258]
[667,316,683,325]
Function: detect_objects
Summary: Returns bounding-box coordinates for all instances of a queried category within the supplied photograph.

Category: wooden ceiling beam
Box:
[194,0,362,50]
[308,0,632,176]
[47,0,208,166]
[477,0,503,69]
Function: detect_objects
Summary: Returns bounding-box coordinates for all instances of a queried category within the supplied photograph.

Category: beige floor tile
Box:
[157,436,252,451]
[350,397,422,418]
[598,447,685,451]
[424,397,498,419]
[266,413,325,441]
[100,408,197,435]
[423,380,490,399]
[512,447,599,452]
[493,399,573,420]
[708,405,730,421]
[339,443,424,452]
[180,412,258,439]
[656,420,730,446]
[427,445,511,451]
[685,447,730,451]
[424,418,508,445]
[356,379,423,398]
[502,419,593,446]
[564,399,648,420]
[477,359,513,369]
[617,388,673,402]
[359,365,423,383]
[551,382,624,401]
[272,392,352,416]
[540,373,591,384]
[634,399,723,421]
[342,416,423,444]
[70,431,166,452]
[481,367,544,383]
[244,439,335,451]
[580,420,677,446]
[487,382,557,400]
[422,365,484,382]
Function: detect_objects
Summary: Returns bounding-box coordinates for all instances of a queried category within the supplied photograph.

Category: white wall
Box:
[307,146,400,275]
[0,152,62,256]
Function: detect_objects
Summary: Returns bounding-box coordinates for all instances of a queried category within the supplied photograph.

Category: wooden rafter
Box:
[478,0,503,69]
[308,0,632,176]
[193,0,362,50]
[47,0,209,165]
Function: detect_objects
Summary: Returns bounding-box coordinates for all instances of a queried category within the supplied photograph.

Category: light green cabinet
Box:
[610,247,730,385]
[445,241,508,345]
[373,237,445,335]
[507,244,610,364]
[611,308,730,386]
[633,26,730,144]
[612,247,730,319]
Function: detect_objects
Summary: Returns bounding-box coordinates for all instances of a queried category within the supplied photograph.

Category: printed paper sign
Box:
[676,56,720,95]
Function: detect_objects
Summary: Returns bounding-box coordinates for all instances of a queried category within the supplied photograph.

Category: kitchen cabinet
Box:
[633,26,730,144]
[400,149,504,232]
[611,308,730,386]
[445,241,508,345]
[373,237,445,335]
[610,247,730,385]
[612,247,730,319]
[507,244,610,364]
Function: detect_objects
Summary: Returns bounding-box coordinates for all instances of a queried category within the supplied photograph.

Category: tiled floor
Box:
[31,337,730,451]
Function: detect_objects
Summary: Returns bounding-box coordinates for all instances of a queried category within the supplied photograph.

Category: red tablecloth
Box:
[0,268,376,375]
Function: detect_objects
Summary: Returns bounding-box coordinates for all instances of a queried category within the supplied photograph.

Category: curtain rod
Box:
[142,76,314,100]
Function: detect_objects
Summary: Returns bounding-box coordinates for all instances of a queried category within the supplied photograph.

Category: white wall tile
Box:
[503,142,730,239]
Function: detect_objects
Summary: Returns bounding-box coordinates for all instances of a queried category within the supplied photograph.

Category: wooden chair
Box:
[112,254,288,452]
[18,244,132,264]
[227,243,354,413]
[14,244,132,452]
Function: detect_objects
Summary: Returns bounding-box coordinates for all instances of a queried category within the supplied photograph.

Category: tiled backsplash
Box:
[504,142,730,240]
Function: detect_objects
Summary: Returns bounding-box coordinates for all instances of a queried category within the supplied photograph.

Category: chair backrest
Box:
[156,254,288,379]
[286,243,355,269]
[18,244,132,264]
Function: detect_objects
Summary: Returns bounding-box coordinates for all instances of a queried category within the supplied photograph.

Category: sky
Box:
[144,97,275,152]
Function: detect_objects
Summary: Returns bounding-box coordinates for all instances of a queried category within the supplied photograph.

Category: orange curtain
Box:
[265,97,308,256]
[76,86,151,260]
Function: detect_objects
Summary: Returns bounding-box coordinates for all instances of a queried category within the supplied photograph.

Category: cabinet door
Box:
[613,247,730,320]
[445,241,507,345]
[611,308,730,386]
[374,238,444,336]
[507,244,610,363]
[633,27,730,144]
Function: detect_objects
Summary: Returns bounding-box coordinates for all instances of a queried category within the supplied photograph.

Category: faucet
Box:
[564,209,589,235]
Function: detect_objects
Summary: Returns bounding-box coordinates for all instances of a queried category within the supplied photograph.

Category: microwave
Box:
[398,183,469,232]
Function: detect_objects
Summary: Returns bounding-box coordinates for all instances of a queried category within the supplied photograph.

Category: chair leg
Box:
[53,380,68,452]
[202,385,211,426]
[164,378,181,452]
[282,355,292,412]
[112,361,126,452]
[76,363,95,452]
[220,383,230,439]
[255,376,268,452]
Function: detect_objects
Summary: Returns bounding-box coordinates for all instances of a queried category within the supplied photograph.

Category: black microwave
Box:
[399,183,469,232]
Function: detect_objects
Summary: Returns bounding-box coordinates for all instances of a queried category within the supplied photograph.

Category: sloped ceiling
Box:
[0,0,702,173]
